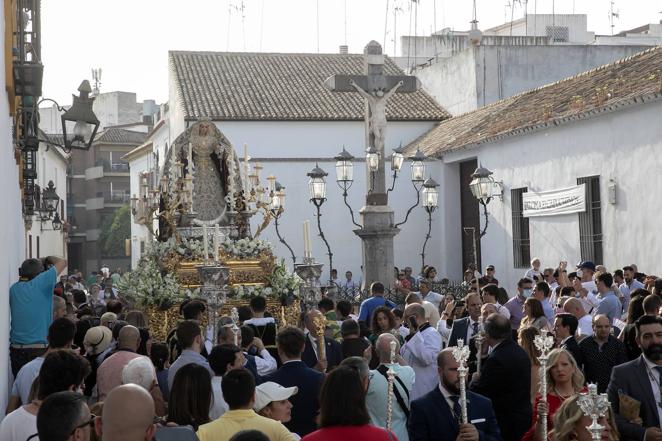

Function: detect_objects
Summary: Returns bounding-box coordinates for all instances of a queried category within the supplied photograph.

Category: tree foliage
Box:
[99,204,130,257]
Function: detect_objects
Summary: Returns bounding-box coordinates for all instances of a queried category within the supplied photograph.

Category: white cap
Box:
[253,382,298,412]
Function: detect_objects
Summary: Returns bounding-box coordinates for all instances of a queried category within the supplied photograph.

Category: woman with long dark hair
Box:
[302,366,395,441]
[167,363,212,431]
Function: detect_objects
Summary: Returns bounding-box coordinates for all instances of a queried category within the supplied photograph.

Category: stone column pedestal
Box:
[354,205,399,292]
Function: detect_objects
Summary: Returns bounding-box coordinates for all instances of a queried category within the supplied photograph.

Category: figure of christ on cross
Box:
[348,79,404,155]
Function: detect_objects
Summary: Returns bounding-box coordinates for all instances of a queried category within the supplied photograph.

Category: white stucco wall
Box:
[0,8,27,417]
[416,45,650,116]
[440,99,662,292]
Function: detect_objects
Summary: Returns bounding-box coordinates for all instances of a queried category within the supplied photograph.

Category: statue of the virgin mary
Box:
[160,120,246,240]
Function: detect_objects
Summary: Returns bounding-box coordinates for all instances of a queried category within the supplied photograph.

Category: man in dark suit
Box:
[553,313,583,366]
[409,348,501,441]
[470,313,531,441]
[260,326,324,437]
[608,315,662,441]
[448,293,483,348]
[301,309,343,372]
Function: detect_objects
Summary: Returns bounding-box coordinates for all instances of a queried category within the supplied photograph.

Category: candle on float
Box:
[213,224,220,262]
[203,224,209,261]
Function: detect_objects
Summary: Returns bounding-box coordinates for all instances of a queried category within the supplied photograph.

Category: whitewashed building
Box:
[405,46,662,291]
[128,50,448,279]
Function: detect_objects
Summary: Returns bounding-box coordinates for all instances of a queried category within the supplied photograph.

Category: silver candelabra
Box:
[578,384,611,441]
[294,256,324,311]
[196,263,229,343]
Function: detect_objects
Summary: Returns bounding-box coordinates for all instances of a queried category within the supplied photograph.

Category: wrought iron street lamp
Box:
[307,164,333,281]
[394,149,428,228]
[268,181,296,266]
[41,180,60,214]
[51,212,63,231]
[334,148,361,228]
[420,177,440,268]
[60,80,100,152]
[469,164,503,238]
[387,143,406,193]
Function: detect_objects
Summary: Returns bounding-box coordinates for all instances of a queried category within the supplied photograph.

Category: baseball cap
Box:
[577,261,596,271]
[486,265,495,271]
[254,382,298,412]
[100,312,117,325]
[84,326,113,355]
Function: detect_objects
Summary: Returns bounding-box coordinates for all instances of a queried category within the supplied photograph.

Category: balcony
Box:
[99,191,131,204]
[85,161,130,180]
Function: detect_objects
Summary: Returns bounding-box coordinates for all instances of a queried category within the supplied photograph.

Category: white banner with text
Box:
[523,184,586,217]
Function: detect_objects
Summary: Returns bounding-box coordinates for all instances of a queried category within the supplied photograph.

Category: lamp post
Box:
[420,177,439,269]
[269,182,296,266]
[469,164,502,238]
[394,149,427,228]
[307,164,333,282]
[387,143,406,193]
[334,147,361,228]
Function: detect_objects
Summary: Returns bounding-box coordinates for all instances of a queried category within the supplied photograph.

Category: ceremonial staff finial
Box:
[578,383,610,441]
[534,333,555,441]
[452,339,471,424]
[386,340,397,432]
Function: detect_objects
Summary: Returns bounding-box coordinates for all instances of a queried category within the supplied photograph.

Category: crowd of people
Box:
[4,254,662,441]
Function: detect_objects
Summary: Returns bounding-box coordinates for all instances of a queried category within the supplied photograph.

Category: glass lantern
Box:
[41,181,60,213]
[469,164,495,202]
[409,149,427,183]
[334,147,354,184]
[366,146,380,173]
[422,177,440,210]
[307,164,328,203]
[391,144,405,172]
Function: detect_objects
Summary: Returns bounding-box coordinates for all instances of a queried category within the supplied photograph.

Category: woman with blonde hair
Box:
[518,326,542,404]
[522,348,586,440]
[551,394,619,441]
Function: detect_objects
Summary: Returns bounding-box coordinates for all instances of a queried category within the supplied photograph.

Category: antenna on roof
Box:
[609,1,620,36]
[91,68,102,96]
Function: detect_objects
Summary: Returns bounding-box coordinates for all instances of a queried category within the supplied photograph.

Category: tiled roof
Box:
[169,51,449,121]
[406,46,662,157]
[95,128,148,145]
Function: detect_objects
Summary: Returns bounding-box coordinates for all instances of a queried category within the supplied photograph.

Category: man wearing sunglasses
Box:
[32,391,92,441]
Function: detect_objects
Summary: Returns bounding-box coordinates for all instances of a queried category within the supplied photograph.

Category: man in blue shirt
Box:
[358,282,395,327]
[533,281,555,323]
[595,272,622,324]
[9,256,66,377]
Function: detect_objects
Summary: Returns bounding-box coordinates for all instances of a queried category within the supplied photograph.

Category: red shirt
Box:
[522,389,587,441]
[302,425,397,441]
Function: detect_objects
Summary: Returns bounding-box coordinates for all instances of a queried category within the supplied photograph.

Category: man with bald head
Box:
[563,297,593,337]
[96,384,156,441]
[579,314,627,393]
[401,303,442,400]
[97,325,149,400]
[366,333,415,441]
[301,309,342,372]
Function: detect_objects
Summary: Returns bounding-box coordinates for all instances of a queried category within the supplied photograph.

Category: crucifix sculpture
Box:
[324,41,420,290]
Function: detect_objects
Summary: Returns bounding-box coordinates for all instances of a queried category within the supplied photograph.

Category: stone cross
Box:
[324,41,419,205]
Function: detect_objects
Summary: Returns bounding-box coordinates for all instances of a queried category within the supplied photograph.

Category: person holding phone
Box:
[401,303,442,401]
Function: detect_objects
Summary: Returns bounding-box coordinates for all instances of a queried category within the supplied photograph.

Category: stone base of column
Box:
[354,205,400,292]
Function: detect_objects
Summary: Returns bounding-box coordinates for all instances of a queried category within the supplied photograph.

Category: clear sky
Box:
[40,0,660,106]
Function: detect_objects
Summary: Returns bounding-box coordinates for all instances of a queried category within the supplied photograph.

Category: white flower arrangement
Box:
[220,237,273,259]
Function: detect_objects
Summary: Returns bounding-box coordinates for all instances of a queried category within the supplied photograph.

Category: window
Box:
[28,235,33,258]
[577,176,603,264]
[36,236,40,258]
[546,26,569,42]
[511,188,531,268]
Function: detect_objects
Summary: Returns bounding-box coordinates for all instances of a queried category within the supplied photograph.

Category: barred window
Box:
[511,188,531,268]
[546,26,569,42]
[577,176,603,264]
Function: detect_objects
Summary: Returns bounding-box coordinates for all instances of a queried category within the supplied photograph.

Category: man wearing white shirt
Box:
[572,261,600,314]
[563,297,594,337]
[340,271,360,296]
[401,303,442,401]
[445,293,482,348]
[413,280,443,310]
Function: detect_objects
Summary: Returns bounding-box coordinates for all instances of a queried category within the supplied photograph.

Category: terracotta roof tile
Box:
[169,51,449,121]
[95,128,148,145]
[406,46,662,157]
